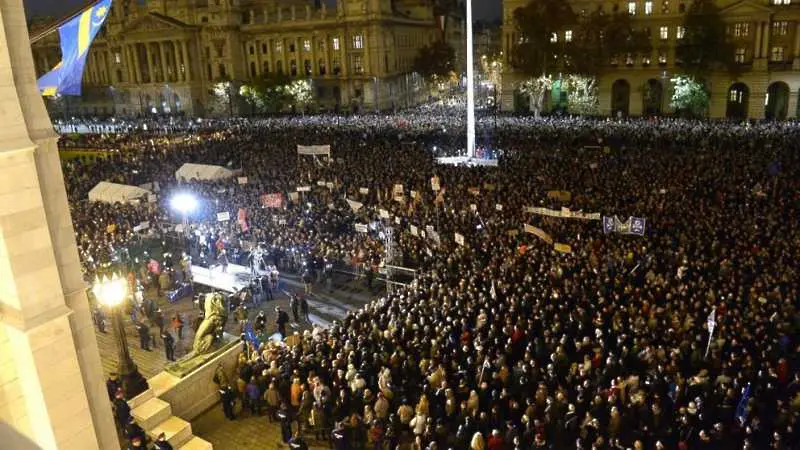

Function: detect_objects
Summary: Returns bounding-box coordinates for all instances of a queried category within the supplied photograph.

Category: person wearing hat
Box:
[152,432,173,450]
[113,390,131,428]
[276,306,290,338]
[124,416,145,445]
[126,435,145,450]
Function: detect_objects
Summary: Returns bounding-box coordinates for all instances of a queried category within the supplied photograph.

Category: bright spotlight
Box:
[171,193,197,214]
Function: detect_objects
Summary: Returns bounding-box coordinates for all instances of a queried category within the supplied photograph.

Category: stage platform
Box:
[190,263,254,294]
[436,156,498,167]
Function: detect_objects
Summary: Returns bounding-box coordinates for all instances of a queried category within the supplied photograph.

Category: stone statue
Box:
[192,292,228,355]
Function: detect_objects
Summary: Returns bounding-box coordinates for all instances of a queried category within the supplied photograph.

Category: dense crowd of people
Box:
[66,111,800,450]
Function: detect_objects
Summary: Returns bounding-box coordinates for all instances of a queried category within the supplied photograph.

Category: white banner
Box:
[148,194,157,203]
[525,206,601,221]
[316,181,326,186]
[217,212,230,222]
[355,223,368,233]
[297,145,331,156]
[454,233,465,246]
[496,204,503,211]
[237,177,248,184]
[346,199,363,212]
[297,186,312,192]
[379,209,390,219]
[359,187,369,195]
[410,225,419,236]
[431,176,441,191]
[393,184,404,195]
[133,221,150,232]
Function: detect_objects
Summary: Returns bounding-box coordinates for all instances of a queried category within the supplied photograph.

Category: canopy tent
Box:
[88,182,151,204]
[175,163,234,181]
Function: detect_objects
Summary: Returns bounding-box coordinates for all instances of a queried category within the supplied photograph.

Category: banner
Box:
[468,187,480,196]
[297,186,312,192]
[326,182,334,190]
[237,177,248,184]
[133,221,150,232]
[431,176,441,191]
[483,183,496,191]
[288,192,299,202]
[354,223,368,233]
[217,212,230,222]
[454,233,465,246]
[554,243,572,254]
[524,224,553,245]
[297,145,331,156]
[316,181,326,186]
[603,216,646,236]
[346,199,363,212]
[496,204,503,211]
[147,194,157,203]
[379,209,390,219]
[260,193,284,208]
[526,207,601,220]
[547,190,572,202]
[359,187,369,195]
[410,225,419,236]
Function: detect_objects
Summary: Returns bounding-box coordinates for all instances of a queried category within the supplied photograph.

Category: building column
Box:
[793,23,800,69]
[324,34,331,78]
[159,41,168,83]
[363,30,371,76]
[761,22,770,61]
[788,89,799,118]
[255,40,263,75]
[131,44,143,84]
[0,1,119,448]
[754,21,762,59]
[181,40,190,82]
[310,36,317,76]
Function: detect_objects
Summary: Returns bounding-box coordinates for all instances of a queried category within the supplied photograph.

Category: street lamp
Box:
[171,193,197,235]
[93,274,148,399]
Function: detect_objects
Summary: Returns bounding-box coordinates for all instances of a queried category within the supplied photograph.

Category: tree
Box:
[238,72,293,113]
[207,79,235,116]
[285,79,313,114]
[568,11,652,75]
[412,40,456,81]
[564,75,598,115]
[676,0,733,76]
[518,75,553,117]
[670,75,709,117]
[511,0,576,76]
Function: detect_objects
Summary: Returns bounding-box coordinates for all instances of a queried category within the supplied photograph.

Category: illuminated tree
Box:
[564,75,598,115]
[519,75,553,117]
[670,76,709,117]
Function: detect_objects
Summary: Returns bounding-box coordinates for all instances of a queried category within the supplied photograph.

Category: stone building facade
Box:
[31,0,465,116]
[502,0,800,119]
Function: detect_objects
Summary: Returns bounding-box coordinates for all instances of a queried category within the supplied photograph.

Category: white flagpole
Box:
[466,0,476,159]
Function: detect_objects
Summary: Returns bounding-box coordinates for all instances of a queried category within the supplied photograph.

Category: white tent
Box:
[88,182,151,204]
[175,163,234,181]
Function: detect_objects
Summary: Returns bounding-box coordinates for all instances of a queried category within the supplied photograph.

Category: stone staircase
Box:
[129,389,213,450]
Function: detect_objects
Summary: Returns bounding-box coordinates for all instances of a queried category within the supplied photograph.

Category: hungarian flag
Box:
[260,193,284,208]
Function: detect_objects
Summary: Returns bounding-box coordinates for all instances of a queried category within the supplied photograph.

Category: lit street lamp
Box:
[93,274,148,399]
[171,193,197,234]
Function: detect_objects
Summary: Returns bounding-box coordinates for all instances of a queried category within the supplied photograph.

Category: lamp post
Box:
[171,193,197,234]
[93,274,148,399]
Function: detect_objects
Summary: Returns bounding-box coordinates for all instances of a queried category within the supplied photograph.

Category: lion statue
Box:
[192,292,228,355]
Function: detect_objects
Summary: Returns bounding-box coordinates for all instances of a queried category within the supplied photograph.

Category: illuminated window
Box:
[303,39,311,51]
[352,54,364,73]
[658,52,667,64]
[275,41,283,53]
[661,0,670,13]
[773,21,789,36]
[677,26,685,39]
[550,33,558,43]
[773,0,791,4]
[771,46,785,61]
[565,30,573,42]
[625,53,634,65]
[333,38,340,50]
[353,34,364,49]
[628,1,637,15]
[660,26,669,40]
[645,1,653,15]
[734,23,750,37]
[735,48,746,63]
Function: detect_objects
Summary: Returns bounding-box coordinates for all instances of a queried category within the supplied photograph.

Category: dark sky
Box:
[24,0,501,22]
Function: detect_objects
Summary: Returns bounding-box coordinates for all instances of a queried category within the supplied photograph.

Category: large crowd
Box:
[67,111,800,450]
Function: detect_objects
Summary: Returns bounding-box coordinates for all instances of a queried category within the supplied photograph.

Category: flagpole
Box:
[29,0,101,44]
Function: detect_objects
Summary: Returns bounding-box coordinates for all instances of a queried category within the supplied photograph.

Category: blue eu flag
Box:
[37,0,112,96]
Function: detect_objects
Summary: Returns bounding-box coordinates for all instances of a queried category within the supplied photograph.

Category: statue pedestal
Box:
[128,335,241,449]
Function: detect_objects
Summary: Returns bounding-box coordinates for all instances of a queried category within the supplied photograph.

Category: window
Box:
[290,60,297,76]
[276,61,283,74]
[642,55,651,65]
[352,54,364,73]
[318,59,326,75]
[658,51,667,64]
[261,43,267,54]
[773,21,789,36]
[625,53,634,65]
[628,1,637,15]
[678,3,686,13]
[677,26,685,39]
[645,1,653,15]
[730,89,743,102]
[249,46,254,55]
[333,58,341,75]
[661,0,670,13]
[275,41,282,53]
[289,43,296,53]
[735,48,746,63]
[773,0,791,4]
[550,33,558,43]
[304,59,311,76]
[734,23,750,37]
[263,61,269,73]
[660,26,669,40]
[250,62,256,76]
[333,38,340,50]
[218,63,227,78]
[771,46,785,61]
[565,30,573,42]
[353,34,364,49]
[303,39,311,52]
[114,52,121,64]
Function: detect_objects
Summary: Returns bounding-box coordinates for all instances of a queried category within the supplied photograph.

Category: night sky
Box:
[24,0,501,21]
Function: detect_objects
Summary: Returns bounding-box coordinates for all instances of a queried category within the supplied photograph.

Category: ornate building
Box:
[31,0,465,116]
[502,0,800,119]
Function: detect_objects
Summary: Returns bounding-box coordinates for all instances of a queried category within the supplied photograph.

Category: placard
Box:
[379,209,390,219]
[355,223,368,233]
[237,177,248,184]
[496,204,503,211]
[359,187,369,194]
[410,225,419,236]
[217,212,231,222]
[454,233,465,246]
[316,181,326,186]
[431,176,441,191]
[133,221,150,232]
[297,186,312,192]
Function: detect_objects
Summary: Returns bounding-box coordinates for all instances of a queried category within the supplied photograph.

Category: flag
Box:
[346,198,363,212]
[237,208,248,232]
[735,384,751,425]
[38,0,113,96]
[629,217,646,236]
[602,216,616,234]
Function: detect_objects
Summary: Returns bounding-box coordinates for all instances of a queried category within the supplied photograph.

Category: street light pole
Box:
[93,274,148,399]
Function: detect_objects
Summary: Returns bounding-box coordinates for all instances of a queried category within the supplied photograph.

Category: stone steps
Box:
[149,415,193,448]
[131,397,172,430]
[179,436,214,450]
